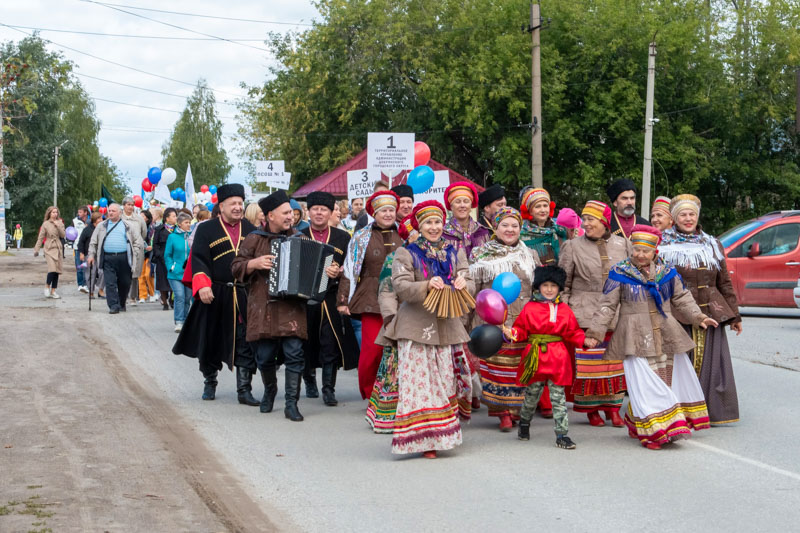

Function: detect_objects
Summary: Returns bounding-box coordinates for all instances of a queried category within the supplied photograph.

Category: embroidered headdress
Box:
[670,194,701,220]
[630,224,662,249]
[444,181,478,210]
[366,190,399,217]
[581,200,612,229]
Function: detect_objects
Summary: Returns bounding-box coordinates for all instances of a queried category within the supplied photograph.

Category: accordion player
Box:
[268,236,336,302]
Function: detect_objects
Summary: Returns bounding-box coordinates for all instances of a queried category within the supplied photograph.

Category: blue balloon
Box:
[209,185,218,195]
[170,189,178,200]
[98,197,108,208]
[205,202,214,211]
[492,272,522,305]
[178,189,186,202]
[147,167,162,185]
[407,165,435,194]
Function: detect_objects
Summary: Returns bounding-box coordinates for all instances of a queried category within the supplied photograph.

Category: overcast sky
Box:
[0,0,319,192]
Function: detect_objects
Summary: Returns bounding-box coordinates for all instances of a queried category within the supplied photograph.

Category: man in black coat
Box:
[172,184,259,403]
[478,184,507,233]
[607,178,649,240]
[300,191,360,406]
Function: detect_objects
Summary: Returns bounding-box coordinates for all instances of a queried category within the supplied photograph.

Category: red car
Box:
[720,210,800,308]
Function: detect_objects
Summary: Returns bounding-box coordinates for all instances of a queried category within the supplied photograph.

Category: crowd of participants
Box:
[30,176,742,457]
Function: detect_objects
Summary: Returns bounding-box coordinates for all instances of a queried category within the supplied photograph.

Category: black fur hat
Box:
[533,265,567,292]
[258,190,290,215]
[606,178,637,203]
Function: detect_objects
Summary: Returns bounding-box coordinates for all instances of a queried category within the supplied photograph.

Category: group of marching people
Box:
[170,177,742,459]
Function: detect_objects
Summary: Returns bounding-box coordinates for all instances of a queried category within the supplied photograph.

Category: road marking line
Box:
[687,440,800,482]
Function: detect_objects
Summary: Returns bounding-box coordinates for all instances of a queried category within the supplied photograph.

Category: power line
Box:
[81,0,272,53]
[0,23,246,98]
[77,1,316,26]
[93,96,236,119]
[75,72,239,106]
[4,24,267,41]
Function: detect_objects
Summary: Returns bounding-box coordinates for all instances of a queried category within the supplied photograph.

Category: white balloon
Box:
[161,167,177,186]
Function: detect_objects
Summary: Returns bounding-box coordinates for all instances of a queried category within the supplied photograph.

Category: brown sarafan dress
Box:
[658,229,741,424]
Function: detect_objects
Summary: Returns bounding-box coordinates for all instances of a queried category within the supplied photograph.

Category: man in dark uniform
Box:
[391,184,415,224]
[172,184,259,404]
[607,178,648,240]
[478,184,507,232]
[300,191,360,406]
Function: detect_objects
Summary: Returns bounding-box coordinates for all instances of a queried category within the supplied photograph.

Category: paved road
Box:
[3,250,800,532]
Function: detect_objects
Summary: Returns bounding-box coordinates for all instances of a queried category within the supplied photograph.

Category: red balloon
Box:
[133,195,143,208]
[211,193,218,203]
[475,289,508,326]
[142,178,153,192]
[200,184,209,193]
[414,141,431,167]
[86,204,93,211]
[98,206,107,214]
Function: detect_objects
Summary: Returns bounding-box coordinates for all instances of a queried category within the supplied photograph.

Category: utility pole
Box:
[641,41,657,220]
[53,140,68,208]
[530,3,543,188]
[795,68,799,134]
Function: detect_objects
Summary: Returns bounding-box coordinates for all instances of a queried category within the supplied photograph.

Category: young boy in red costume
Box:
[503,265,587,449]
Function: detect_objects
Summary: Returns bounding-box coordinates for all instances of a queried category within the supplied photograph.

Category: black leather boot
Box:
[202,371,218,401]
[322,364,338,406]
[303,367,319,398]
[236,367,260,406]
[259,366,278,413]
[284,371,304,422]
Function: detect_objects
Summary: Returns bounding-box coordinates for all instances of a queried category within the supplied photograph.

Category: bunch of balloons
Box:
[468,273,523,359]
[142,166,178,193]
[196,184,217,204]
[171,188,187,202]
[407,141,434,194]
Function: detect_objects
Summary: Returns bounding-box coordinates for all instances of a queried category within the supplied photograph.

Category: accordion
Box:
[268,237,335,302]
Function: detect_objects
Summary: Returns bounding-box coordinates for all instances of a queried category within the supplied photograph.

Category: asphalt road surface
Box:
[2,249,799,532]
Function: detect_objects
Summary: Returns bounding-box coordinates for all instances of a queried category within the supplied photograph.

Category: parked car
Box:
[794,274,800,309]
[720,210,800,308]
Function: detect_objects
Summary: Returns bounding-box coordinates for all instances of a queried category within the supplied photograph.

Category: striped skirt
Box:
[365,345,399,434]
[479,341,527,418]
[571,333,626,413]
[391,340,463,455]
[624,352,710,447]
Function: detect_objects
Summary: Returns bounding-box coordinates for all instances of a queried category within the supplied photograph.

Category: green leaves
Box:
[236,0,800,232]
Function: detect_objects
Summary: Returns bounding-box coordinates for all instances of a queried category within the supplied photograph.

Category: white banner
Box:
[410,170,450,206]
[347,169,382,204]
[367,132,414,170]
[255,160,290,189]
[153,182,172,205]
[184,163,195,211]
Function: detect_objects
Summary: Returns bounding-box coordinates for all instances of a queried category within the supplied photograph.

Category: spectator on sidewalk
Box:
[165,212,193,332]
[13,224,23,249]
[34,206,66,299]
[78,212,103,296]
[138,209,156,303]
[122,196,148,307]
[72,206,90,292]
[87,203,143,314]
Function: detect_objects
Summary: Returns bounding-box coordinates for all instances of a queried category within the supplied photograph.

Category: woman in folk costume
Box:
[388,201,474,458]
[442,181,491,257]
[649,196,673,232]
[658,195,742,425]
[442,181,490,410]
[520,187,568,266]
[559,200,631,427]
[470,207,541,431]
[586,225,717,449]
[366,216,417,433]
[338,190,404,400]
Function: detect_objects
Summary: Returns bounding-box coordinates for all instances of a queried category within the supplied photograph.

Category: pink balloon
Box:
[475,289,508,326]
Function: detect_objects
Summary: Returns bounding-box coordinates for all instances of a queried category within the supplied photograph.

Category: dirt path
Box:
[0,251,280,532]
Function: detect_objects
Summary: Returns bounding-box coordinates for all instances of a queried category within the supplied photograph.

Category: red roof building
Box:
[292,149,484,198]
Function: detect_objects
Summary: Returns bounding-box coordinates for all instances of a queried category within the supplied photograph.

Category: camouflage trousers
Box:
[519,380,569,436]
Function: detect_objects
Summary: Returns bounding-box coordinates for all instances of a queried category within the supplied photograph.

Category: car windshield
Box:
[719,220,765,248]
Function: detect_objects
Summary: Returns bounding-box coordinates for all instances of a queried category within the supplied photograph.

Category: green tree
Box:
[237,0,800,232]
[2,35,126,245]
[161,80,231,188]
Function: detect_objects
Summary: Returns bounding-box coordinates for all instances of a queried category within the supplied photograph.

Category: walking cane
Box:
[88,262,95,311]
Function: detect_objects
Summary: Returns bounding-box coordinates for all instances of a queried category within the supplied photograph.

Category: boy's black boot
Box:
[518,421,531,441]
